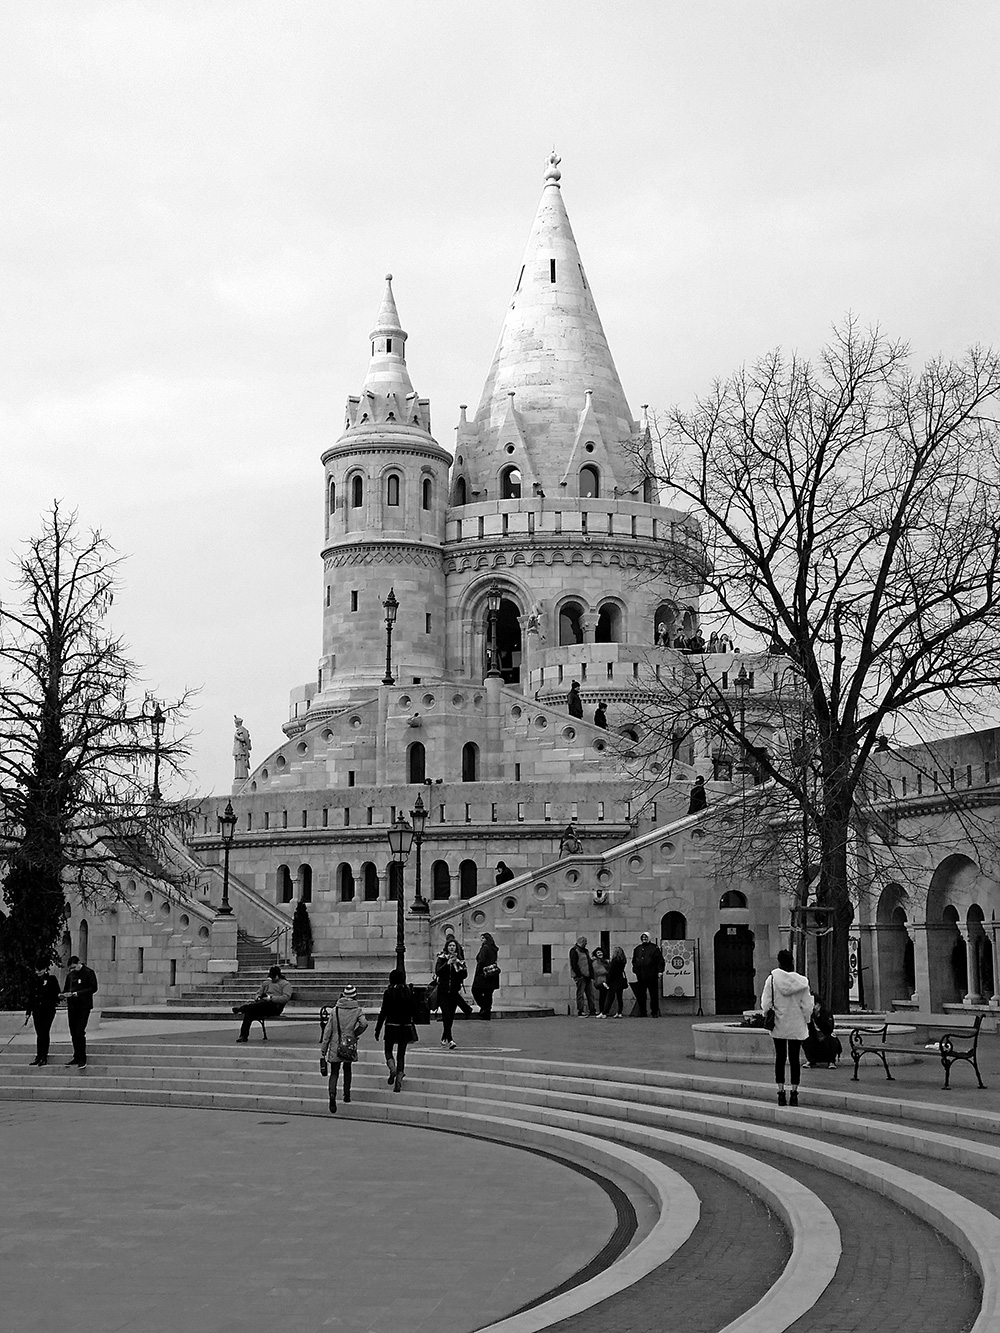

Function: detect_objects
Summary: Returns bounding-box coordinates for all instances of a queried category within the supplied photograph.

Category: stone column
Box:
[961,927,982,1005]
[581,613,598,644]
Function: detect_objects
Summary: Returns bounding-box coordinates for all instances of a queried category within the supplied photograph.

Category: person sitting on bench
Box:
[234,966,293,1042]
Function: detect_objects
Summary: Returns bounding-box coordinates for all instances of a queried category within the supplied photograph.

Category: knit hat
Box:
[341,985,357,999]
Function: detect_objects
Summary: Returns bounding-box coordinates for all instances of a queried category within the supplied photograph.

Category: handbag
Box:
[762,977,776,1031]
[405,1021,419,1043]
[335,1011,358,1063]
[425,978,440,1012]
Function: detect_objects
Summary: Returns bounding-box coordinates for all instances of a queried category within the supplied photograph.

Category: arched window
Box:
[387,861,403,901]
[455,476,467,505]
[298,864,313,903]
[596,603,621,642]
[460,860,478,899]
[386,474,400,506]
[351,475,364,507]
[79,919,89,965]
[407,742,426,784]
[462,743,479,782]
[328,479,336,513]
[362,862,379,901]
[338,863,355,902]
[277,865,294,904]
[500,465,522,500]
[422,477,432,510]
[579,465,600,498]
[661,911,687,940]
[432,860,451,900]
[60,930,72,968]
[654,602,679,646]
[642,477,654,503]
[719,890,748,910]
[558,601,584,646]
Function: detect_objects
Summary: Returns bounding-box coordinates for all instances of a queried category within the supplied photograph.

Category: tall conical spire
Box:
[458,154,637,497]
[361,273,414,400]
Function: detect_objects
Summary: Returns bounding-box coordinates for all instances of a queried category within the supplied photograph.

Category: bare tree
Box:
[0,504,194,1004]
[626,320,1000,1008]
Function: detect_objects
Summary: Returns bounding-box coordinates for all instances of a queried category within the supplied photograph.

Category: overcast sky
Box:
[3,1,999,796]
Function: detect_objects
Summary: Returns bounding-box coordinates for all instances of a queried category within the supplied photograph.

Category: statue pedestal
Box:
[208,913,238,972]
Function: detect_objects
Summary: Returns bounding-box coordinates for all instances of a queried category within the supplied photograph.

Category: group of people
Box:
[760,948,843,1106]
[24,956,99,1068]
[569,932,666,1017]
[655,625,737,655]
[433,928,500,1045]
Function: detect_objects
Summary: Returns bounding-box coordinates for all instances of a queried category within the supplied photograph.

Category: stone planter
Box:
[691,1020,919,1064]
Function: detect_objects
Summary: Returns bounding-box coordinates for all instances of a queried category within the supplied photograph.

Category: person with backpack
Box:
[319,985,368,1113]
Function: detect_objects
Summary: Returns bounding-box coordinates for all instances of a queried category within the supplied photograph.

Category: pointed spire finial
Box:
[544,150,561,185]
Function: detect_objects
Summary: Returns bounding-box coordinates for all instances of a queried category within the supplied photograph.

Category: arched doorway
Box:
[579,465,600,498]
[485,596,522,685]
[926,855,976,1009]
[713,925,756,1013]
[596,603,622,643]
[875,884,912,1005]
[559,601,584,646]
[407,742,426,784]
[460,860,478,898]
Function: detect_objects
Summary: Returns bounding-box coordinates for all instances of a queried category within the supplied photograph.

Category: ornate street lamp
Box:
[217,799,237,916]
[410,793,429,915]
[386,812,414,976]
[383,588,399,686]
[734,665,751,782]
[485,581,502,679]
[143,696,165,802]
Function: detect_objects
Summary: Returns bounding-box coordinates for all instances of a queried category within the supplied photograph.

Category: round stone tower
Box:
[310,276,452,711]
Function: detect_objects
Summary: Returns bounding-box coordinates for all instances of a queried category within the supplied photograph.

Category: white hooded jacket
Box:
[760,967,814,1041]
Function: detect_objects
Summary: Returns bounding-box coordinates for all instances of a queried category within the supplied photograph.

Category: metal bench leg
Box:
[260,1018,268,1041]
[971,1055,986,1090]
[879,1051,894,1081]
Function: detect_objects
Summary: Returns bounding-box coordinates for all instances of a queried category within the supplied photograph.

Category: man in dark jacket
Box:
[26,963,61,1066]
[569,936,597,1016]
[62,955,98,1066]
[631,933,665,1017]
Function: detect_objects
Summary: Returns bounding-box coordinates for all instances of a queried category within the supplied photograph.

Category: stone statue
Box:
[233,716,252,780]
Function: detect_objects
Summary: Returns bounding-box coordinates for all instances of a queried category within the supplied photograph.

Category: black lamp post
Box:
[143,697,165,802]
[217,799,237,916]
[485,580,502,679]
[383,588,399,686]
[734,665,750,785]
[410,793,429,915]
[387,812,414,976]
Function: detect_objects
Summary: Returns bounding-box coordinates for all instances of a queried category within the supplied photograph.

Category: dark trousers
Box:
[328,1061,352,1099]
[383,1033,409,1076]
[32,1009,56,1061]
[440,994,458,1041]
[237,1000,283,1040]
[68,1003,92,1062]
[454,990,473,1017]
[472,983,495,1018]
[634,976,660,1016]
[574,976,596,1015]
[605,985,625,1017]
[773,1038,802,1085]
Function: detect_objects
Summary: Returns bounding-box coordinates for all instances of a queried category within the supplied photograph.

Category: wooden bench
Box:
[850,1014,988,1090]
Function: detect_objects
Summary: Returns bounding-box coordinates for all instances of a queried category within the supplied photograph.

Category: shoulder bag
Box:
[335,1010,359,1063]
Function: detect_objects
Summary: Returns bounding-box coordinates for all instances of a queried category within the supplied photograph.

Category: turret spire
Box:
[457,155,637,497]
[360,272,415,401]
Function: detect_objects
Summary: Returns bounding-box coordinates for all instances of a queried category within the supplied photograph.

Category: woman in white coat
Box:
[760,948,815,1107]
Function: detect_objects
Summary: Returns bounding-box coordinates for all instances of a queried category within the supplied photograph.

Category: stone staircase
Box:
[169,966,395,1009]
[3,1038,999,1332]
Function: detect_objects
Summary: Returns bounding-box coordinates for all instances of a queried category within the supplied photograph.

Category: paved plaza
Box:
[1,1012,998,1333]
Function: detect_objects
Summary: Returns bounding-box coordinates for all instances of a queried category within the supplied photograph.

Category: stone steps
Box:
[2,1041,998,1332]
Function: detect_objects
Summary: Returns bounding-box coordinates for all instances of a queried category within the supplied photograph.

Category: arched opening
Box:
[460,860,478,899]
[422,477,432,510]
[455,476,467,505]
[79,919,89,965]
[462,743,479,782]
[926,854,977,1009]
[298,864,313,904]
[386,474,400,507]
[328,479,336,513]
[338,863,355,903]
[968,905,991,1001]
[60,930,72,969]
[431,860,451,900]
[579,465,600,498]
[654,602,678,647]
[875,884,912,1004]
[661,911,687,940]
[351,475,364,507]
[387,861,403,902]
[407,742,426,784]
[483,595,523,685]
[558,601,585,646]
[596,603,622,643]
[277,864,294,904]
[362,862,379,901]
[719,890,747,910]
[500,465,522,500]
[713,925,756,1013]
[642,477,654,503]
